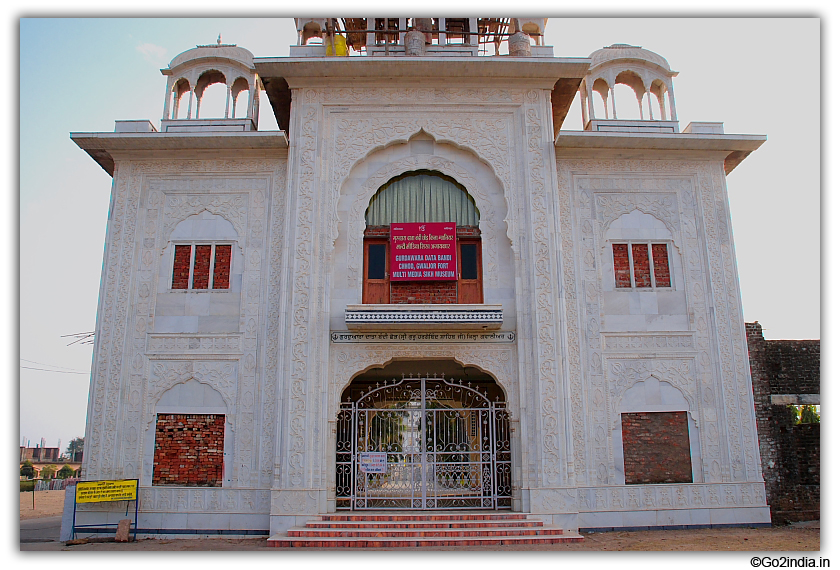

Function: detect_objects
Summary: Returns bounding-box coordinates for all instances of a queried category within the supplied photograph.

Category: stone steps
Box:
[268,512,584,548]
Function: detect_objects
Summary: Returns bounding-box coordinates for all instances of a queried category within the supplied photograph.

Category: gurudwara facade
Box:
[72,18,771,540]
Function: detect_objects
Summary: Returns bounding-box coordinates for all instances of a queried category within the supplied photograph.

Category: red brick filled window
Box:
[171,243,232,290]
[153,413,225,487]
[621,411,692,484]
[612,242,671,289]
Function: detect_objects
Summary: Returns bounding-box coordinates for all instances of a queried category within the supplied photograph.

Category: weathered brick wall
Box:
[152,414,225,487]
[747,322,820,523]
[621,411,692,484]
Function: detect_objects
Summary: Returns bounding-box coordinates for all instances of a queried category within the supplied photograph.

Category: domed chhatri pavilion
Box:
[71,18,769,542]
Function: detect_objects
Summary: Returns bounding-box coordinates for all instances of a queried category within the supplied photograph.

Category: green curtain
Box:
[365,172,479,226]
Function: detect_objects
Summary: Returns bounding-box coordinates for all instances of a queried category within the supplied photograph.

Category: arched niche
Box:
[194,70,228,119]
[334,132,513,300]
[329,347,518,423]
[231,76,251,118]
[154,211,243,334]
[171,78,192,119]
[600,209,688,332]
[158,210,242,293]
[591,78,610,119]
[342,358,508,405]
[611,376,702,485]
[334,359,513,510]
[141,379,233,487]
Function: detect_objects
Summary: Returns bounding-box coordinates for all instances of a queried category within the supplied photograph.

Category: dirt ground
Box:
[21,489,820,551]
[20,489,68,520]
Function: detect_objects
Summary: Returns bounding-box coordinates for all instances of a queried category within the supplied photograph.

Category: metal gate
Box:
[336,375,511,510]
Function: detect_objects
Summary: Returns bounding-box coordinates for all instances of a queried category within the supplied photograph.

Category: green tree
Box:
[66,437,84,459]
[58,464,75,479]
[789,405,821,425]
[40,464,57,479]
[20,460,35,478]
[800,405,820,424]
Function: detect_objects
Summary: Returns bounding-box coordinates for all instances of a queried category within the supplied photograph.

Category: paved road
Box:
[20,516,64,551]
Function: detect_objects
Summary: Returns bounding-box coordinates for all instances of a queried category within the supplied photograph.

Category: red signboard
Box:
[390,222,457,281]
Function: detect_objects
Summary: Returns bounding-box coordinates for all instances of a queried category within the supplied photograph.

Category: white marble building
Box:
[71,18,770,537]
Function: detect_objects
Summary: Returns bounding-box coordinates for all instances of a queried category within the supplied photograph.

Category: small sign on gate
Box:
[358,452,388,473]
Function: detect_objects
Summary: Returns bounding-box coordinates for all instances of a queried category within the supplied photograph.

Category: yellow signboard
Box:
[75,479,138,503]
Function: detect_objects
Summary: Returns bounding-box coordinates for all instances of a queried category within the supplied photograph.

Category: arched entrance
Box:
[336,361,511,510]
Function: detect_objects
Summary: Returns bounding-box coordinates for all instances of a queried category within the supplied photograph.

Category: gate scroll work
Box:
[336,375,512,510]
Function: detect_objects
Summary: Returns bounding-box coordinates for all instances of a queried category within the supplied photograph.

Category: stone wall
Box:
[747,322,820,523]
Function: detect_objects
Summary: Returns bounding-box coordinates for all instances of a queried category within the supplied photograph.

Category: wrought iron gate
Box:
[336,375,511,510]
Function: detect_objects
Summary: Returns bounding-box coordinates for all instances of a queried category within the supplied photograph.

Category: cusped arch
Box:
[195,69,227,96]
[598,198,681,238]
[599,208,684,294]
[614,69,646,100]
[649,78,670,120]
[163,202,246,245]
[341,135,510,292]
[344,357,510,402]
[156,377,228,410]
[147,362,238,421]
[169,210,239,241]
[610,372,698,430]
[335,128,514,244]
[141,374,235,487]
[330,347,518,421]
[170,77,193,119]
[365,169,480,227]
[603,209,674,240]
[161,45,259,123]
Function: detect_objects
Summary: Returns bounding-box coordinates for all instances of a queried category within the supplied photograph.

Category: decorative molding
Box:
[136,487,271,514]
[329,343,518,421]
[345,306,503,329]
[603,333,695,352]
[146,334,243,354]
[594,192,682,237]
[331,114,513,193]
[75,487,273,516]
[260,159,288,487]
[321,87,526,105]
[523,99,564,487]
[283,101,319,488]
[530,482,767,514]
[270,489,320,516]
[149,361,237,411]
[607,358,698,425]
[558,158,762,487]
[278,92,525,491]
[345,154,503,291]
[84,158,282,487]
[332,330,516,344]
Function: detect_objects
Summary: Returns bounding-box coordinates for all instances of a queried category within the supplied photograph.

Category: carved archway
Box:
[342,145,509,293]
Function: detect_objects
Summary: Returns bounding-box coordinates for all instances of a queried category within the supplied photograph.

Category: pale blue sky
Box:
[16,16,822,473]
